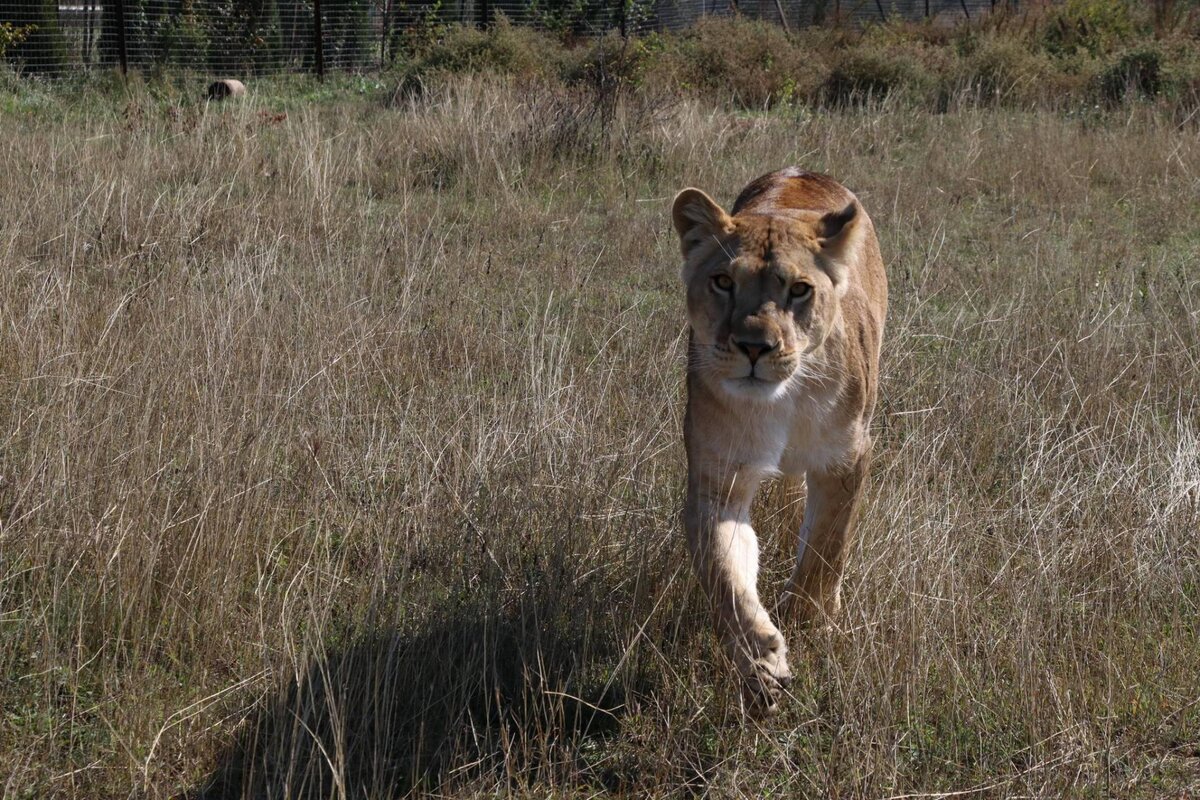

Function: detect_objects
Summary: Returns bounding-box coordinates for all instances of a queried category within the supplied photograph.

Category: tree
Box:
[1,0,69,73]
[203,0,284,73]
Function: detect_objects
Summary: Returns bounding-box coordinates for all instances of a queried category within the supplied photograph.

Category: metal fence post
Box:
[381,0,391,66]
[312,0,325,79]
[774,0,791,33]
[85,0,95,64]
[113,0,128,75]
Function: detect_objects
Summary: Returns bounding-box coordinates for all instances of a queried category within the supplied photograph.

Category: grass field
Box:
[1,75,1199,798]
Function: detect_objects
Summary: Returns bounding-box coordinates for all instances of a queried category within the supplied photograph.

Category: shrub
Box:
[374,11,1196,114]
[1040,0,1141,57]
[1097,36,1200,104]
[154,11,209,68]
[962,34,1058,105]
[0,22,31,62]
[561,32,651,91]
[822,37,939,105]
[418,17,565,79]
[1161,35,1200,99]
[525,0,632,35]
[0,1,68,73]
[1099,45,1164,103]
[652,17,821,109]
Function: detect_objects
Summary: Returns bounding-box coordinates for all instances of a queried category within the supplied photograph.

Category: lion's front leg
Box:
[779,445,871,629]
[685,477,792,715]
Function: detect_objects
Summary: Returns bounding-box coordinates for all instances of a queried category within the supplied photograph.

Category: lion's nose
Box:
[734,340,776,365]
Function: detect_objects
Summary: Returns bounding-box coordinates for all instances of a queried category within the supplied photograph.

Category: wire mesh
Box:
[4,0,389,76]
[649,0,1025,34]
[1,0,1031,77]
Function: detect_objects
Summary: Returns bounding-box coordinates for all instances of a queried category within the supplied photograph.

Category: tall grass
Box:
[0,78,1198,798]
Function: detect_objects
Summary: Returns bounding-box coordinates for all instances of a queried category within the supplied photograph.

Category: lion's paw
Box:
[734,633,793,716]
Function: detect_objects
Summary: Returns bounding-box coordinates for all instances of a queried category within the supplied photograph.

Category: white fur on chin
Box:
[719,376,794,403]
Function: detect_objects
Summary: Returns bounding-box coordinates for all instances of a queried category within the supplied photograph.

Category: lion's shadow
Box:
[191,592,647,799]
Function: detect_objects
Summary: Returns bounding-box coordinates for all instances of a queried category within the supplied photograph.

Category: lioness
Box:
[671,168,887,714]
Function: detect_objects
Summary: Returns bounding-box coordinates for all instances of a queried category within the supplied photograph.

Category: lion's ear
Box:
[672,188,733,259]
[814,200,861,286]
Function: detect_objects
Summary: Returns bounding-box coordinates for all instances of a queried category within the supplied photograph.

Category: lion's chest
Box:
[692,392,860,481]
[778,400,862,475]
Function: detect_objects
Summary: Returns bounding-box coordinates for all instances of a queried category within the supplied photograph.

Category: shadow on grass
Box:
[191,590,645,799]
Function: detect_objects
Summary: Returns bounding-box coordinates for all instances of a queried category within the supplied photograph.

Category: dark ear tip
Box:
[820,201,858,240]
[672,188,730,241]
[671,188,699,219]
[672,188,711,217]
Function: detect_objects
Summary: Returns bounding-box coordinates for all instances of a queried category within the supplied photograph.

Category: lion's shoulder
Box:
[731,168,855,217]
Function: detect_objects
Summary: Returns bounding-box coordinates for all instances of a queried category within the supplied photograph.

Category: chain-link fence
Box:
[1,0,1029,78]
[654,0,1023,31]
[3,1,387,76]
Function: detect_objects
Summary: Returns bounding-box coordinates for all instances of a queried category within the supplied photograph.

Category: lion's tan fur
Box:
[672,168,887,714]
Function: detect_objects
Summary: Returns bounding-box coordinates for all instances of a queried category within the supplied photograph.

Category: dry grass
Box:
[1,77,1198,799]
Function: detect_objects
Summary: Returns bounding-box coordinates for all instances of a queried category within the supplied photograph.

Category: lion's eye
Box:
[790,283,813,302]
[712,274,734,292]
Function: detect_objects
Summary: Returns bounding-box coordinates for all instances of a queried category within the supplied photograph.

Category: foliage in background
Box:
[0,0,68,72]
[87,0,376,73]
[0,22,33,62]
[1041,0,1138,55]
[4,0,1200,102]
[381,3,1200,110]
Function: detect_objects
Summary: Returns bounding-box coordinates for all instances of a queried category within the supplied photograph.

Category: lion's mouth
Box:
[720,374,789,402]
[730,374,783,389]
[740,365,782,383]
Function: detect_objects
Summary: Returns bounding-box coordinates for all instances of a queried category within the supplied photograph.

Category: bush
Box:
[0,1,68,73]
[561,32,650,90]
[418,17,566,80]
[822,36,939,105]
[1099,45,1164,102]
[1097,37,1200,104]
[1041,0,1141,57]
[0,22,32,62]
[525,0,637,35]
[962,34,1058,105]
[384,9,1200,115]
[652,17,821,109]
[154,11,210,68]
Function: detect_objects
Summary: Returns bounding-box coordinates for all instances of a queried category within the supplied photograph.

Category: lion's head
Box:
[671,184,862,401]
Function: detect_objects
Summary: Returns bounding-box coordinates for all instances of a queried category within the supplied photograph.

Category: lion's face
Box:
[673,188,859,401]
